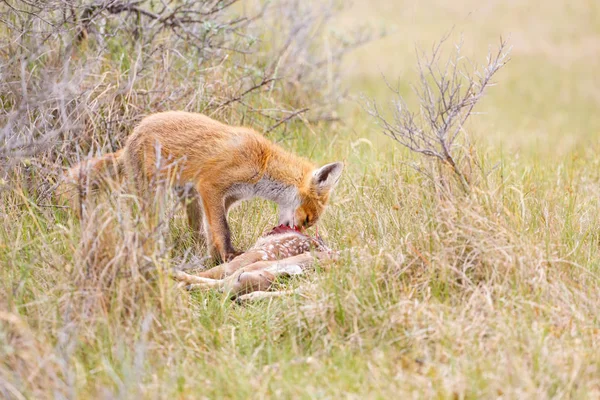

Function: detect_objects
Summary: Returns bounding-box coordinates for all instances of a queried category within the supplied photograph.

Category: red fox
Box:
[60,111,343,261]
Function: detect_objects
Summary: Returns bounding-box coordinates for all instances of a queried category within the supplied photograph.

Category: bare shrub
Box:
[1,0,262,198]
[366,35,511,193]
[0,0,371,204]
[255,0,374,123]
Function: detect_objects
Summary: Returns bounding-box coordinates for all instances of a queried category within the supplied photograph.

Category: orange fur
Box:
[59,111,344,261]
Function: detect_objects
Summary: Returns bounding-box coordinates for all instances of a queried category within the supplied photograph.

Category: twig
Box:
[265,108,309,133]
[209,76,277,113]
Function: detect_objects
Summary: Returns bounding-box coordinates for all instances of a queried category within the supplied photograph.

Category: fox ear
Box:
[312,162,344,191]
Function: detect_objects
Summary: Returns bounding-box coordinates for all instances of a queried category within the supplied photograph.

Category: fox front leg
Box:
[196,186,240,262]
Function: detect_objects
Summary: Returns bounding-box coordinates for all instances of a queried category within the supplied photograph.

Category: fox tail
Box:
[57,149,125,214]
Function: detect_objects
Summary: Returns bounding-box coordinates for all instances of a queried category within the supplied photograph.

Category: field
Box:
[1,0,600,398]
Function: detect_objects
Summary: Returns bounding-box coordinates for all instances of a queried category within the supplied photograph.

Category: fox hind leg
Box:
[175,184,205,250]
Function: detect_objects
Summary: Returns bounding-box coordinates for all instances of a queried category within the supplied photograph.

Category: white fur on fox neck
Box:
[226,177,300,223]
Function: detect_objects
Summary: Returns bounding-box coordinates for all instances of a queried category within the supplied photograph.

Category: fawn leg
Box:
[236,290,298,302]
[174,252,336,295]
[173,271,221,286]
[174,268,275,294]
[196,248,275,279]
[173,249,268,283]
[220,252,334,296]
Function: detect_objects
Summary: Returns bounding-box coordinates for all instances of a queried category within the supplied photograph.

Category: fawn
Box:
[173,225,336,301]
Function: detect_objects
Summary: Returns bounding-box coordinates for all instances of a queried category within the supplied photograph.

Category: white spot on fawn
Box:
[265,263,303,276]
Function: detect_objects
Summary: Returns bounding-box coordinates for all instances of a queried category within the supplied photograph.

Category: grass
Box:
[2,0,600,398]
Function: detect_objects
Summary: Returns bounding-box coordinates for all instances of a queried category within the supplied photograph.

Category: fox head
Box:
[279,162,344,230]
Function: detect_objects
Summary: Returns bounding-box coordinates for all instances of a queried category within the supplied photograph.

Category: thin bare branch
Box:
[366,35,511,193]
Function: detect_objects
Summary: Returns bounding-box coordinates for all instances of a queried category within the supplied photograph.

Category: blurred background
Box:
[341,0,600,157]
